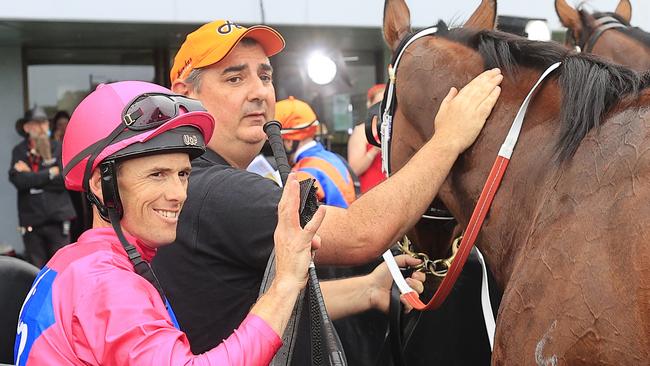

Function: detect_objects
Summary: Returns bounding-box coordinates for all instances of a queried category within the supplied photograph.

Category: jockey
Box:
[14,81,324,366]
[276,96,356,208]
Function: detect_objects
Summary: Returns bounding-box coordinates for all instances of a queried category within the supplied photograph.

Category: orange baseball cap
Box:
[170,20,285,84]
[275,96,319,141]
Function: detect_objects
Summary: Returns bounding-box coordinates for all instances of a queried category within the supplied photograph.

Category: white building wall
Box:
[1,0,649,30]
[0,46,25,254]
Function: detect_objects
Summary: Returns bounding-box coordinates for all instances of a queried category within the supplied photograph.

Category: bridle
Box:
[373,23,562,362]
[566,14,627,53]
[365,25,456,222]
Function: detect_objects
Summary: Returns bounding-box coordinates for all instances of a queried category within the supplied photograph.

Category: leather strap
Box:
[260,250,305,366]
[376,282,422,366]
[388,284,406,366]
[375,283,404,366]
[260,179,317,365]
[365,114,382,148]
[584,21,627,53]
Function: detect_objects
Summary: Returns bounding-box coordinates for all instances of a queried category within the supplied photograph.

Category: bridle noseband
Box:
[567,15,627,53]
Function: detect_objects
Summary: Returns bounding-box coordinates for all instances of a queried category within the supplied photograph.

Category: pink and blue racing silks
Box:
[15,227,281,366]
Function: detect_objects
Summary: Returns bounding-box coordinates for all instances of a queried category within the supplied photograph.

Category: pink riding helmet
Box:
[62,81,214,191]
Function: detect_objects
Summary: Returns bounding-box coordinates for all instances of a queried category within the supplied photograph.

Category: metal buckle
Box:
[397,234,462,277]
[431,235,462,277]
[123,114,135,126]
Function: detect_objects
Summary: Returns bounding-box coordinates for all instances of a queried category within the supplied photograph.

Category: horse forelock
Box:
[435,28,650,161]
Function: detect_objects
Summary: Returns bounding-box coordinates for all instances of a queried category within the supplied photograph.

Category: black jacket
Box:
[9,139,76,227]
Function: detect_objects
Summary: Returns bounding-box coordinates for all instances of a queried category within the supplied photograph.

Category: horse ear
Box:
[614,0,632,23]
[465,0,497,30]
[555,0,580,30]
[383,0,412,52]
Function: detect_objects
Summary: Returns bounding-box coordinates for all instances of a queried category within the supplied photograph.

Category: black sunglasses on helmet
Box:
[122,93,206,131]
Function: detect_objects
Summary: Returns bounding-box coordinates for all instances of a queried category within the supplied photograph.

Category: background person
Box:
[276,96,356,208]
[51,109,88,242]
[347,84,386,194]
[9,106,76,268]
[50,110,70,142]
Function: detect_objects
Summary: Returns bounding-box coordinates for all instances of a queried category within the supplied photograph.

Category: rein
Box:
[378,25,562,312]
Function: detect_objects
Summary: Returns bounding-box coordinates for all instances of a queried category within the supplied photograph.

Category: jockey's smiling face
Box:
[115,153,191,248]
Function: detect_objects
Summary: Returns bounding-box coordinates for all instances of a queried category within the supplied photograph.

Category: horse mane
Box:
[436,23,650,161]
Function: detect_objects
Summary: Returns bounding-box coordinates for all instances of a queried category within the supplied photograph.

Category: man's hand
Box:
[273,173,326,291]
[367,254,426,314]
[14,160,31,173]
[433,68,503,155]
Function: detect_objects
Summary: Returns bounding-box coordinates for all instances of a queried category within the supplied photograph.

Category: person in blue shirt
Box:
[276,96,356,208]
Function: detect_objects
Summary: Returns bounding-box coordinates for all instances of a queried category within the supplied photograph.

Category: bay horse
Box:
[555,0,650,71]
[383,0,650,364]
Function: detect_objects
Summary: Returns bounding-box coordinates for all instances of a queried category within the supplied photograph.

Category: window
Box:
[28,64,154,115]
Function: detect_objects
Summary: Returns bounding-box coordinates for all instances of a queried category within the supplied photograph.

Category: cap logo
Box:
[217,21,243,35]
[183,134,199,146]
[176,58,193,80]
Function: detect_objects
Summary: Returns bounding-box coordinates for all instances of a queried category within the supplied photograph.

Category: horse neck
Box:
[438,69,564,289]
[591,29,650,72]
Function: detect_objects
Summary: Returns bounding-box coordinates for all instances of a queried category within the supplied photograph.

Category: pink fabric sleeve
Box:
[211,314,284,365]
[71,271,282,366]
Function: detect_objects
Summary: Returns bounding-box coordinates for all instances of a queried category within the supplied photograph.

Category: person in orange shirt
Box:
[348,84,386,193]
[276,96,356,208]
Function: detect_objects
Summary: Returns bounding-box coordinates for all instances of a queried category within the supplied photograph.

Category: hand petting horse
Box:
[383,0,650,364]
[555,0,650,71]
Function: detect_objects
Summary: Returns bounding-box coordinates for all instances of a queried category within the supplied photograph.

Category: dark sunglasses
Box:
[122,93,206,131]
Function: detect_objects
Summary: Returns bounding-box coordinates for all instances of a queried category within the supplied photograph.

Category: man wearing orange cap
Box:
[153,19,502,361]
[276,96,356,208]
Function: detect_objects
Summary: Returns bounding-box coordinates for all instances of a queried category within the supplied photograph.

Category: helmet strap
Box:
[86,159,123,223]
[87,191,110,223]
[99,160,124,219]
[107,207,167,303]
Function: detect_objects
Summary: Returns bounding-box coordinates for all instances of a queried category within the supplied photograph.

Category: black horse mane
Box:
[586,10,650,49]
[431,22,650,161]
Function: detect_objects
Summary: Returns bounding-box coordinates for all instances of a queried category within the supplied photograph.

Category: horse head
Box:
[382,0,497,262]
[383,0,497,176]
[385,1,650,364]
[383,0,499,231]
[555,0,650,71]
[383,0,647,284]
